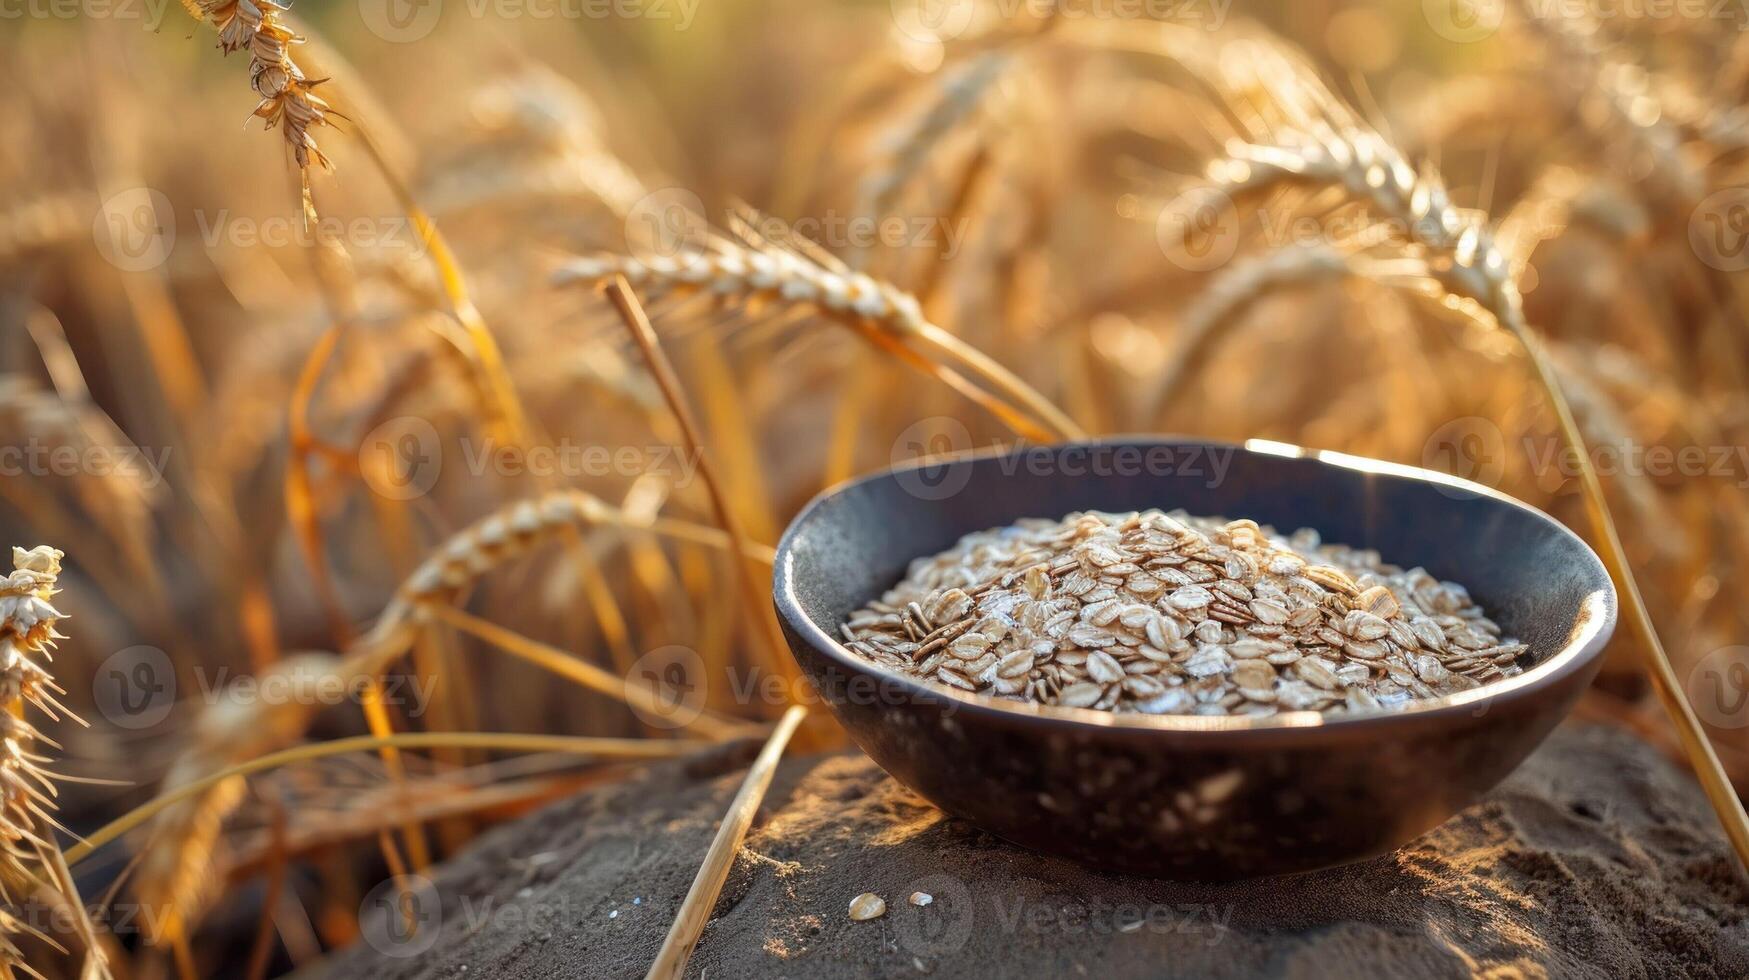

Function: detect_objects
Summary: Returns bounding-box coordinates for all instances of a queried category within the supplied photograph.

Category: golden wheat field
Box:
[2,0,1749,976]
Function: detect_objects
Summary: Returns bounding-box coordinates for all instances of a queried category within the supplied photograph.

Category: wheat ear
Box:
[0,547,109,979]
[185,0,332,171]
[554,236,1084,442]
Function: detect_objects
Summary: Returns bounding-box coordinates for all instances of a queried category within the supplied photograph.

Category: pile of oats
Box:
[840,510,1526,716]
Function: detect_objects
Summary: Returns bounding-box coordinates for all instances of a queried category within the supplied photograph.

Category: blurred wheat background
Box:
[1,0,1747,976]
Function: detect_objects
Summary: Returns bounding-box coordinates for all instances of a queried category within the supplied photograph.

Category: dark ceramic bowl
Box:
[772,438,1617,880]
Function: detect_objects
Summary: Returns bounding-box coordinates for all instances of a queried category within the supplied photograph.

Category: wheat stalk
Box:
[0,376,161,616]
[603,278,802,703]
[646,704,806,979]
[0,546,109,980]
[386,488,771,622]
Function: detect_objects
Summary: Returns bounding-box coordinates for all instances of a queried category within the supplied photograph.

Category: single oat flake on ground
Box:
[841,509,1525,717]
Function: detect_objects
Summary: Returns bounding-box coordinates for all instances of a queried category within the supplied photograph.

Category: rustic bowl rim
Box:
[772,436,1618,742]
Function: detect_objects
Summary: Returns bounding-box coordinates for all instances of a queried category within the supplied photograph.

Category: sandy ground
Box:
[315,723,1749,979]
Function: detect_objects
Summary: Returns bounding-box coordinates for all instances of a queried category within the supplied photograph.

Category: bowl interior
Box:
[775,438,1615,725]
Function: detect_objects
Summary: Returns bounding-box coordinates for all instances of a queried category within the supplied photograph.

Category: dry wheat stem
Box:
[555,240,1085,442]
[349,129,539,454]
[0,376,160,611]
[605,278,801,696]
[423,604,758,741]
[1188,66,1749,869]
[281,318,425,879]
[646,704,807,980]
[66,733,707,869]
[1517,327,1749,868]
